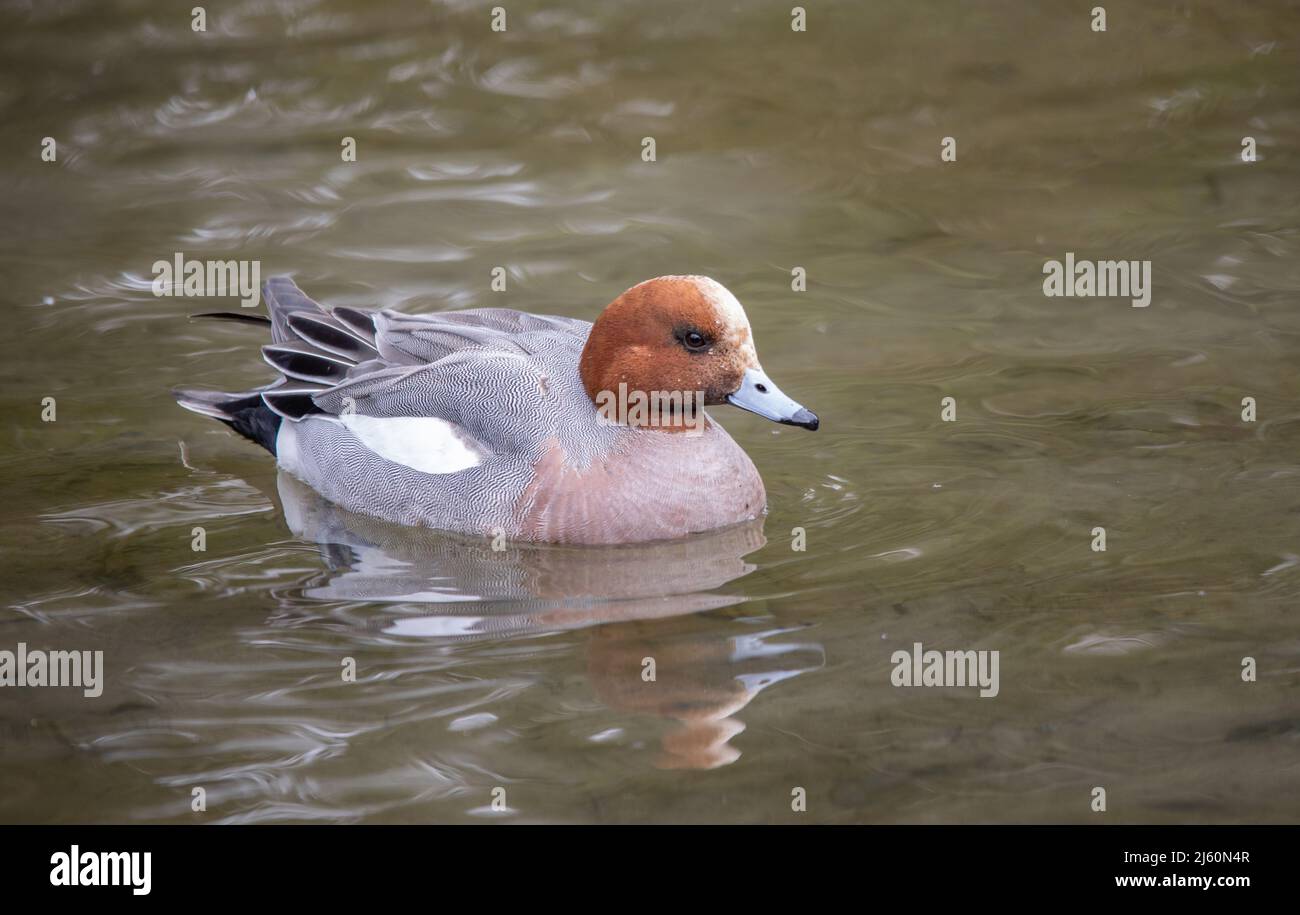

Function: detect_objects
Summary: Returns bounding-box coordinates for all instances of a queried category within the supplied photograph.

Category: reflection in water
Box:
[278,472,760,624]
[278,472,822,769]
[589,621,823,769]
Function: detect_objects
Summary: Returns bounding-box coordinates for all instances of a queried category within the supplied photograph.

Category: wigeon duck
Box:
[174,275,818,544]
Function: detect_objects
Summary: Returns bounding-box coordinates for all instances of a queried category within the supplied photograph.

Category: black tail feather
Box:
[262,344,352,385]
[173,387,281,455]
[261,387,328,422]
[285,312,379,361]
[189,311,273,326]
[176,277,351,454]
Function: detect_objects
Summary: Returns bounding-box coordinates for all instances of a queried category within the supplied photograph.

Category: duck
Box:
[174,275,818,545]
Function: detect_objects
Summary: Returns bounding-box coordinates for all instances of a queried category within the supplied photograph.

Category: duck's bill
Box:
[727,367,819,431]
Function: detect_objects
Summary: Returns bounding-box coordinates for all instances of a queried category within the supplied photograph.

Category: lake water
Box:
[1,0,1298,823]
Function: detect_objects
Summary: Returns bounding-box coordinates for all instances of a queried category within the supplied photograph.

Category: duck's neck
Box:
[587,381,711,435]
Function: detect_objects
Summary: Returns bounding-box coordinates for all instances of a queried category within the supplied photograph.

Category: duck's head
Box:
[578,275,819,431]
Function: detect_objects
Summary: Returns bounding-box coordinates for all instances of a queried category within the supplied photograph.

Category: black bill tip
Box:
[782,408,819,431]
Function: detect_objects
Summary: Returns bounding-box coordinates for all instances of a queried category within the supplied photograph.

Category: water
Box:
[2,0,1299,823]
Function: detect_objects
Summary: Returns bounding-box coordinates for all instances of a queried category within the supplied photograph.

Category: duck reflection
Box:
[589,619,823,769]
[278,472,759,629]
[276,472,823,768]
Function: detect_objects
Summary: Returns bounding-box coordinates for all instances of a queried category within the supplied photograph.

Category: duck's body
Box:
[176,276,815,545]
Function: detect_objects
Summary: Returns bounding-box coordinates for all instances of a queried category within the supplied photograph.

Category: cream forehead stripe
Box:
[637,275,756,354]
[695,278,758,359]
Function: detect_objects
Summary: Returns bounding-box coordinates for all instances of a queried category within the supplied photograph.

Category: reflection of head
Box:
[659,719,746,770]
[587,619,823,770]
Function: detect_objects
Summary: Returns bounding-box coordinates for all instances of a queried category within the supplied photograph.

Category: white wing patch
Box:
[339,414,483,474]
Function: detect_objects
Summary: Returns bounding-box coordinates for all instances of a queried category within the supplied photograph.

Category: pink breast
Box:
[513,429,766,544]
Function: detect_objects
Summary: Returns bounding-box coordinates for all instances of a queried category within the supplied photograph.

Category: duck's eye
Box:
[682,330,708,351]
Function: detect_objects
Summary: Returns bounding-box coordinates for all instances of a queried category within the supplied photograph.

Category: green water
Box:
[1,0,1298,823]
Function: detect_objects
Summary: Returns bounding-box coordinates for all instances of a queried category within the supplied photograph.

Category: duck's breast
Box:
[514,418,766,544]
